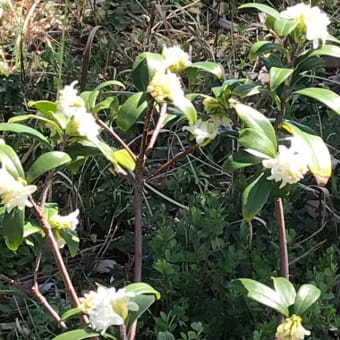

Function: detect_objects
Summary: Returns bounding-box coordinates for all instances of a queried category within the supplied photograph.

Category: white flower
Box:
[80,285,135,335]
[262,137,311,188]
[280,3,330,48]
[147,71,184,102]
[276,314,311,340]
[183,119,218,146]
[49,209,79,231]
[57,81,86,116]
[162,46,191,73]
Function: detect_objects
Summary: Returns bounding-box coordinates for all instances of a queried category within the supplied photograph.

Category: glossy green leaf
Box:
[2,209,24,251]
[94,79,125,92]
[269,67,293,92]
[61,307,82,321]
[239,278,289,316]
[186,62,224,79]
[272,277,296,307]
[28,100,57,115]
[26,151,72,183]
[9,114,64,136]
[0,123,51,149]
[97,141,118,166]
[232,102,277,152]
[239,128,277,157]
[239,3,280,19]
[173,97,197,125]
[132,52,165,91]
[249,41,287,60]
[242,172,271,221]
[294,87,340,115]
[23,222,43,238]
[65,140,101,159]
[232,84,264,98]
[222,150,262,171]
[52,329,99,340]
[127,295,156,329]
[0,144,24,178]
[112,149,136,171]
[273,18,298,36]
[125,282,161,300]
[92,97,116,114]
[309,45,340,59]
[282,121,332,185]
[294,284,321,315]
[117,92,148,131]
[60,229,79,257]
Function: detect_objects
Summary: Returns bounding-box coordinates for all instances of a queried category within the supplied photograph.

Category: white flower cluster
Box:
[183,119,219,146]
[57,81,100,142]
[262,137,311,188]
[280,3,330,48]
[49,209,79,248]
[276,314,311,340]
[80,285,135,335]
[0,167,37,213]
[147,46,191,102]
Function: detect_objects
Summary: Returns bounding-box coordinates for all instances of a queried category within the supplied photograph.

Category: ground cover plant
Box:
[0,1,339,339]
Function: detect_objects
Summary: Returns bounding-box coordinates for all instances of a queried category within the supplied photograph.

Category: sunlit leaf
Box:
[269,67,293,92]
[273,18,298,36]
[28,100,57,115]
[23,222,43,238]
[249,41,287,60]
[52,329,99,340]
[173,97,197,125]
[1,209,24,251]
[242,172,271,221]
[117,92,148,131]
[0,143,24,178]
[61,307,82,321]
[112,149,136,171]
[60,229,79,257]
[239,278,289,316]
[294,87,340,115]
[186,62,224,79]
[125,282,161,300]
[126,295,156,329]
[239,3,280,19]
[26,151,72,183]
[272,277,296,307]
[309,45,340,59]
[294,284,321,315]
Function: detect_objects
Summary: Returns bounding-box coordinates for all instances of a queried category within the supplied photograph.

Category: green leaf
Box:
[127,295,156,329]
[23,222,43,238]
[273,18,298,36]
[60,229,79,257]
[0,144,24,178]
[1,209,24,251]
[0,123,51,149]
[185,62,224,79]
[309,45,340,59]
[28,100,57,115]
[112,149,136,171]
[272,277,296,307]
[239,278,289,316]
[125,282,161,300]
[222,150,262,171]
[294,87,340,115]
[93,79,125,92]
[232,84,264,98]
[250,41,287,60]
[242,172,271,221]
[117,92,148,131]
[132,52,165,91]
[269,67,293,92]
[157,332,176,340]
[92,97,116,115]
[282,121,332,185]
[232,102,277,153]
[52,329,99,340]
[173,97,197,125]
[26,151,72,183]
[239,3,280,19]
[294,284,321,315]
[239,128,277,157]
[61,307,82,321]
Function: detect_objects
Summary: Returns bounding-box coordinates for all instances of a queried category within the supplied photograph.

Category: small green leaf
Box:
[294,284,321,315]
[239,3,280,19]
[92,97,115,115]
[60,229,79,257]
[52,329,99,340]
[239,278,289,316]
[23,222,43,238]
[269,67,293,92]
[186,62,224,79]
[239,128,277,157]
[0,123,51,149]
[232,84,264,98]
[112,149,136,171]
[132,52,165,91]
[273,18,298,36]
[28,100,57,115]
[157,332,176,340]
[117,92,148,131]
[173,97,197,125]
[309,45,340,59]
[232,102,277,152]
[222,150,262,171]
[2,209,24,251]
[272,277,296,307]
[61,307,82,321]
[294,87,340,115]
[249,41,287,60]
[125,282,161,300]
[242,172,271,221]
[126,295,156,329]
[26,151,72,183]
[93,79,125,92]
[0,144,24,178]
